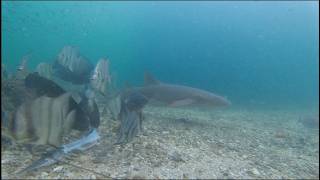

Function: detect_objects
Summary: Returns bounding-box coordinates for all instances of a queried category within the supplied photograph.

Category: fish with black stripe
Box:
[2,72,100,147]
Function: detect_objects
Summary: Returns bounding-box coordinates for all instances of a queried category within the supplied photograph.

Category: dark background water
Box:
[1,1,319,108]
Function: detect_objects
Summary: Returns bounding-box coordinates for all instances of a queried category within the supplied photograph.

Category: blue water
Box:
[2,1,319,108]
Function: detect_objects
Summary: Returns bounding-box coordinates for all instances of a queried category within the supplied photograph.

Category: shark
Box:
[124,72,231,108]
[115,72,230,144]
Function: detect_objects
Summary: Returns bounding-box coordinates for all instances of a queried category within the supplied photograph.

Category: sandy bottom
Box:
[2,106,319,179]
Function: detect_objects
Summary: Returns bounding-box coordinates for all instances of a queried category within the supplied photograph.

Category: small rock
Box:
[247,168,260,176]
[162,131,169,135]
[1,159,9,164]
[90,174,96,179]
[223,172,229,176]
[242,155,248,159]
[92,158,104,163]
[131,173,147,179]
[40,172,49,178]
[53,166,63,172]
[64,172,74,177]
[183,173,188,179]
[145,144,152,150]
[168,151,184,162]
[252,168,260,175]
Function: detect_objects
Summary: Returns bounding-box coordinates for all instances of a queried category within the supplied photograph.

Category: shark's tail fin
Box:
[144,72,161,86]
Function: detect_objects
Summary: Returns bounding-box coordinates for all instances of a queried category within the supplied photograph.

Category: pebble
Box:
[53,166,63,172]
[242,155,248,159]
[168,151,184,162]
[183,173,188,179]
[248,168,260,176]
[1,159,9,164]
[130,173,147,179]
[40,172,49,178]
[64,172,74,177]
[162,131,169,135]
[90,174,96,179]
[92,158,104,163]
[145,144,153,150]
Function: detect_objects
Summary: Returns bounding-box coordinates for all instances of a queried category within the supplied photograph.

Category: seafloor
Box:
[2,105,319,179]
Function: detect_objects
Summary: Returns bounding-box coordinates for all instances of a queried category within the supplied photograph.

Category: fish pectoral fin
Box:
[169,98,195,107]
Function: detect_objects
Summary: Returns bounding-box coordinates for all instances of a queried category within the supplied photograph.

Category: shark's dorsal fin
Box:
[144,72,161,86]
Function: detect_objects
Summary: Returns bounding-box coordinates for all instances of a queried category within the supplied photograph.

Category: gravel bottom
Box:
[1,106,319,179]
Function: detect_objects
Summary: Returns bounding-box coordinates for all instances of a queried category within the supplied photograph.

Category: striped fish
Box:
[35,62,53,80]
[4,73,100,146]
[116,91,148,144]
[7,93,77,146]
[90,58,111,95]
[53,46,93,84]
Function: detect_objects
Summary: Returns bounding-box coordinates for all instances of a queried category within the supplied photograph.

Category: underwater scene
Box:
[1,1,319,179]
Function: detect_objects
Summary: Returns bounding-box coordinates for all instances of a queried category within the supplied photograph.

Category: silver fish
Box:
[17,128,100,175]
[17,147,66,175]
[62,128,100,152]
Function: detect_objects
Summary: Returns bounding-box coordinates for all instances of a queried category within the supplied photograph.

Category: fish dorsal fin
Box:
[144,72,160,86]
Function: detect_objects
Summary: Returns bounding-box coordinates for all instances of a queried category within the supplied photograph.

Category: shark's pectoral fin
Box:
[169,98,195,107]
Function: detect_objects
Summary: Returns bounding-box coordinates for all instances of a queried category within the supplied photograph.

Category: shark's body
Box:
[126,73,231,107]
